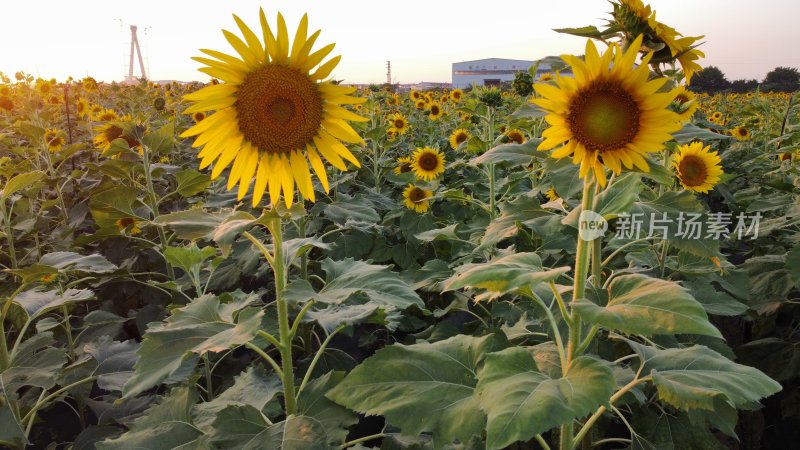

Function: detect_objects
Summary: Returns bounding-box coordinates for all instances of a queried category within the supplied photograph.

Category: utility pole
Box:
[386,61,392,85]
[127,25,147,83]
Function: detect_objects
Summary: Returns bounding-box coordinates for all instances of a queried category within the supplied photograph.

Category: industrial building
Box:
[451,58,570,88]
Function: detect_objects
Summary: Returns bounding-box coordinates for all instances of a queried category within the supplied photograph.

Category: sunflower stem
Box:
[560,173,596,450]
[141,144,175,280]
[0,200,18,269]
[264,215,298,415]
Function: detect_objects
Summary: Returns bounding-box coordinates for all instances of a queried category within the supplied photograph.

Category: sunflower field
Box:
[1,1,800,449]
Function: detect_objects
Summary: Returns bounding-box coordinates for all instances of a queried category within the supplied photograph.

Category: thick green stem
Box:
[488,164,497,219]
[141,145,175,280]
[266,217,298,415]
[0,319,10,372]
[0,201,18,269]
[43,146,69,226]
[561,174,596,450]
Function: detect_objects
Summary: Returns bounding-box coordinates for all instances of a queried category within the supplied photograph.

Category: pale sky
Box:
[2,0,798,84]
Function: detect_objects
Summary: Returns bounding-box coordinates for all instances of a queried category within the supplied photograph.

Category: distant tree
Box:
[730,79,760,93]
[762,67,800,93]
[512,71,534,96]
[689,66,730,94]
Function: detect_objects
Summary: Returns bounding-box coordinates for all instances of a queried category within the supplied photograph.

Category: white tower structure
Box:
[126,25,147,83]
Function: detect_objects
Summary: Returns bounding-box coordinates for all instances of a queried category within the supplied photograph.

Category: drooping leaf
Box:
[470,140,544,167]
[0,333,67,395]
[628,341,782,411]
[122,292,263,398]
[672,123,733,144]
[83,337,140,392]
[444,252,569,300]
[39,251,118,274]
[210,411,327,450]
[475,347,615,450]
[14,288,95,321]
[328,334,502,447]
[97,387,202,449]
[0,403,25,448]
[297,371,357,445]
[1,171,45,198]
[283,258,423,310]
[572,274,722,337]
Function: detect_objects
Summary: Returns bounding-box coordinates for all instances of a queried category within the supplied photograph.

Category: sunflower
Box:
[709,111,723,123]
[82,77,98,91]
[388,113,409,135]
[410,90,422,101]
[116,217,142,235]
[192,111,206,123]
[44,129,64,152]
[36,79,52,96]
[414,99,427,110]
[95,108,120,122]
[0,96,12,112]
[671,86,697,123]
[545,187,560,202]
[532,35,681,186]
[94,123,140,152]
[427,102,443,120]
[505,129,526,144]
[402,184,433,213]
[386,94,399,106]
[731,125,750,141]
[539,72,554,82]
[386,129,398,142]
[180,11,366,207]
[440,94,449,104]
[449,128,471,150]
[672,142,722,193]
[394,156,414,175]
[75,98,89,118]
[411,147,445,180]
[450,88,463,103]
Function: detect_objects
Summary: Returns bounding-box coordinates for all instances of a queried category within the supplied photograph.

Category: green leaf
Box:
[328,334,502,447]
[297,371,357,445]
[306,303,386,333]
[510,103,547,120]
[210,412,327,450]
[545,158,583,200]
[563,173,642,226]
[481,194,557,248]
[14,288,95,321]
[154,209,256,243]
[83,337,140,392]
[673,123,733,144]
[322,195,380,225]
[175,169,211,197]
[122,292,264,398]
[0,332,67,394]
[476,348,615,450]
[193,365,282,431]
[628,341,782,411]
[573,274,721,337]
[97,387,202,449]
[39,251,118,274]
[414,224,460,242]
[164,244,216,275]
[1,171,44,198]
[786,245,800,289]
[683,279,748,316]
[89,186,147,229]
[284,258,423,310]
[142,122,175,155]
[470,140,544,167]
[0,403,25,448]
[444,252,569,300]
[553,25,606,38]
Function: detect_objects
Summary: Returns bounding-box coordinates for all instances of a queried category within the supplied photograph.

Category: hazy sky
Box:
[2,0,799,84]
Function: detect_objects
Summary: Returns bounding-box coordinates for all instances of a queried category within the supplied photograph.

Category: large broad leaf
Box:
[297,371,357,445]
[470,140,544,167]
[14,288,95,321]
[38,251,118,274]
[97,387,203,449]
[475,347,615,450]
[164,244,217,275]
[481,194,556,248]
[210,410,327,450]
[194,365,282,432]
[563,173,642,226]
[628,341,781,411]
[174,168,211,197]
[89,186,147,230]
[672,123,733,144]
[154,209,256,245]
[0,333,66,395]
[122,292,263,398]
[328,334,502,447]
[83,337,140,392]
[0,403,25,448]
[444,252,569,300]
[572,274,721,337]
[321,195,380,225]
[283,258,423,310]
[0,171,45,198]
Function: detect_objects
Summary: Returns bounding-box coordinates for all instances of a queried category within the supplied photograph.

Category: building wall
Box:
[451,58,571,88]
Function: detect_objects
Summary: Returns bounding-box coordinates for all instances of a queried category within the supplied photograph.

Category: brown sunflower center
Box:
[508,132,524,144]
[675,93,689,104]
[430,105,440,115]
[455,132,468,144]
[399,162,412,173]
[678,155,708,187]
[117,217,135,228]
[394,119,405,129]
[418,152,439,171]
[409,187,427,203]
[567,80,641,153]
[737,128,748,136]
[235,64,323,154]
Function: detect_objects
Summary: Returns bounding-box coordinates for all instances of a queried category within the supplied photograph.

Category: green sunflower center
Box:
[678,154,708,187]
[235,64,323,154]
[568,80,641,153]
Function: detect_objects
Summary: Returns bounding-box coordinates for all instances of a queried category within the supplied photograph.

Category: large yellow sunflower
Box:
[44,129,64,153]
[532,35,681,186]
[672,141,722,193]
[449,128,471,150]
[411,147,445,180]
[427,102,443,120]
[394,156,413,175]
[402,184,433,213]
[180,10,366,207]
[731,126,750,141]
[388,113,409,135]
[450,88,463,103]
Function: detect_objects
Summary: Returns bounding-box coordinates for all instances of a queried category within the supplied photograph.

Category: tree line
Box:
[689,66,799,94]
